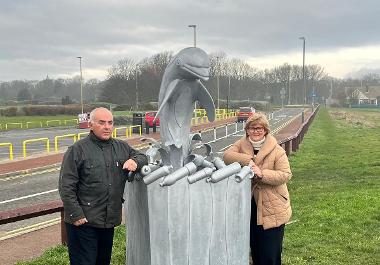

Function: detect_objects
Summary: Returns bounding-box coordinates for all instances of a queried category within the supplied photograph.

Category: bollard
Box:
[153,122,157,133]
[145,122,150,134]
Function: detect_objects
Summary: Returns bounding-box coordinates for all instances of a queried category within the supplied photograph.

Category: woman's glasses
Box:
[247,127,264,133]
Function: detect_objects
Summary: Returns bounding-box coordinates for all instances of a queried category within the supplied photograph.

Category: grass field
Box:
[283,107,380,265]
[15,107,380,265]
[0,115,79,129]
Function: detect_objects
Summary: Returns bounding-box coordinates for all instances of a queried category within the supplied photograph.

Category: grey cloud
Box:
[1,0,380,80]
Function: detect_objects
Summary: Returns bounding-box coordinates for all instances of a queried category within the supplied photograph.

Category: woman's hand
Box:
[249,160,263,179]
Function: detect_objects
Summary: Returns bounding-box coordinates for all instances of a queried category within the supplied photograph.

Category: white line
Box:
[0,189,58,204]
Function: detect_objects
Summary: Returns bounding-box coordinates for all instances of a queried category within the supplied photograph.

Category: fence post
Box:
[61,211,67,245]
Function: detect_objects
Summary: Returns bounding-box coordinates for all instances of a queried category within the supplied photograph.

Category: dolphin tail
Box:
[195,81,215,122]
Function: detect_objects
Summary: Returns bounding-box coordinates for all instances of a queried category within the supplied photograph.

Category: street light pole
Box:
[299,37,306,105]
[227,75,231,112]
[77,56,83,114]
[216,56,220,109]
[188,25,196,47]
[135,64,139,110]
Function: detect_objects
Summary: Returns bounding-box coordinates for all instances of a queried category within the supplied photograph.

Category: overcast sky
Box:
[1,0,379,81]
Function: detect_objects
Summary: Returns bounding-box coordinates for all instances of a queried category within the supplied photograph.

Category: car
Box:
[237,107,255,122]
[145,111,160,127]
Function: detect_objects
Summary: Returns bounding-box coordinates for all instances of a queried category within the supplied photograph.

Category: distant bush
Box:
[113,116,131,126]
[0,106,18,116]
[0,104,94,116]
[113,104,133,111]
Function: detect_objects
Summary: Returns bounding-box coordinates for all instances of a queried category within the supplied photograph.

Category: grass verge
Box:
[283,108,380,265]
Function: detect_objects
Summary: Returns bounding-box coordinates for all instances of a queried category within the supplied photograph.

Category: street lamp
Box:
[280,87,286,109]
[227,75,231,112]
[188,25,196,47]
[299,37,306,105]
[135,64,139,110]
[76,56,84,113]
[216,56,220,109]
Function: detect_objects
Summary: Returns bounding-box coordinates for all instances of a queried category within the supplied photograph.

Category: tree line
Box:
[1,51,379,109]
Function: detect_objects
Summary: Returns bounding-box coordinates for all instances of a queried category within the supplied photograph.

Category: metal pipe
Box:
[140,164,161,176]
[188,154,214,168]
[206,162,241,183]
[235,166,253,183]
[212,156,226,170]
[187,167,215,184]
[143,165,172,185]
[159,162,197,187]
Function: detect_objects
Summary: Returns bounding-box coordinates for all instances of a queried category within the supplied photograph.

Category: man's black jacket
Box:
[59,131,148,228]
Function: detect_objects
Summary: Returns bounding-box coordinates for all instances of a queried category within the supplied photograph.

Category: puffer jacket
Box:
[223,134,292,229]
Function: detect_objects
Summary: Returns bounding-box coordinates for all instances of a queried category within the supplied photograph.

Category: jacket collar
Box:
[89,131,112,148]
[240,134,278,165]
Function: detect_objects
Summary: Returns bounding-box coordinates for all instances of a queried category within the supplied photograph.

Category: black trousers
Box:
[250,199,285,265]
[65,223,115,265]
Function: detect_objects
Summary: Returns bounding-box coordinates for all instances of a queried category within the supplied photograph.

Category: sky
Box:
[1,0,380,81]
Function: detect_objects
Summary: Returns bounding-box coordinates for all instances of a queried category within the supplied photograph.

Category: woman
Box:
[223,112,292,265]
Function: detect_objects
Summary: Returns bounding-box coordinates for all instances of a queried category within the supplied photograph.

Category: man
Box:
[59,107,147,265]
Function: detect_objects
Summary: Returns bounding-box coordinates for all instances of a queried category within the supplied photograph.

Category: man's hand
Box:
[123,159,137,172]
[73,218,88,226]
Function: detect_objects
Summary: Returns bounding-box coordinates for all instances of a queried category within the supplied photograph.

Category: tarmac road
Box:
[0,108,304,239]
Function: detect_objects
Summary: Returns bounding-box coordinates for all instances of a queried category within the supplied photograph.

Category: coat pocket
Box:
[83,159,102,183]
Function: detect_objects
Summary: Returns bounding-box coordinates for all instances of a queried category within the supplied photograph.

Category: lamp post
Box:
[135,64,139,110]
[299,37,306,105]
[216,56,220,109]
[76,56,83,113]
[188,25,196,47]
[227,75,231,112]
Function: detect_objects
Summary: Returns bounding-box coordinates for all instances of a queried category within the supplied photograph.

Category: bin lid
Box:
[132,112,145,117]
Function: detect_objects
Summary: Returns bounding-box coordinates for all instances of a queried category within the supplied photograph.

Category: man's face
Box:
[90,109,114,140]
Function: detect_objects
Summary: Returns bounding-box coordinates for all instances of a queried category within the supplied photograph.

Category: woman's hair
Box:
[244,112,270,136]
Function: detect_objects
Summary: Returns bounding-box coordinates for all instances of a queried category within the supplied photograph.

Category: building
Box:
[351,85,380,106]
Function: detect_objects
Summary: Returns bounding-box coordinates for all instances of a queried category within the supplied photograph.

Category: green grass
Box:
[283,108,380,265]
[16,226,126,265]
[14,107,380,265]
[0,115,78,129]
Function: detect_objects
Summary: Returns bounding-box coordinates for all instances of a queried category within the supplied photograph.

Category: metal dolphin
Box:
[154,47,215,165]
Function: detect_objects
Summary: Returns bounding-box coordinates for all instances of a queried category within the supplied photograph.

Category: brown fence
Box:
[278,105,319,155]
[0,107,319,245]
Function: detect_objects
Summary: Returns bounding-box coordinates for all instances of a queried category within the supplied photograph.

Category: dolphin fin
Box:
[154,79,180,122]
[195,81,215,122]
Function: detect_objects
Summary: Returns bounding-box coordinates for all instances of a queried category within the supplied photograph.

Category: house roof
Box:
[352,86,380,99]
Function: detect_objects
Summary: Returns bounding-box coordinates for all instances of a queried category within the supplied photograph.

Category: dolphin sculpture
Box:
[154,47,215,167]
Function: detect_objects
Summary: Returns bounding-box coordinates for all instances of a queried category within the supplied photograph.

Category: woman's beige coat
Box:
[223,134,292,229]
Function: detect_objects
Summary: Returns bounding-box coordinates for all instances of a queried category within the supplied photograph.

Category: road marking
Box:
[0,167,61,182]
[0,218,60,241]
[0,189,58,205]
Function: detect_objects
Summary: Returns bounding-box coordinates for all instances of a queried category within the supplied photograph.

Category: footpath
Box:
[0,114,307,265]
